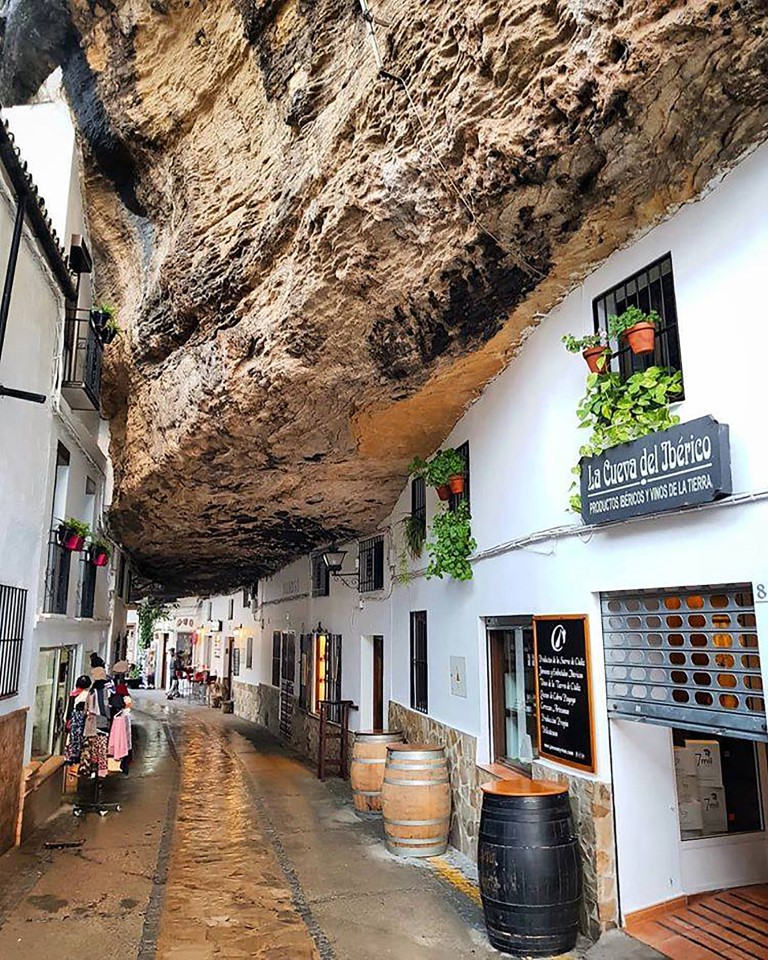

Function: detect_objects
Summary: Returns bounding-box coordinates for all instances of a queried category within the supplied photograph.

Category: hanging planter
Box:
[561,332,610,374]
[90,308,110,331]
[608,306,660,357]
[407,448,466,501]
[89,543,110,567]
[59,518,91,552]
[100,321,121,346]
[436,483,451,501]
[448,474,465,494]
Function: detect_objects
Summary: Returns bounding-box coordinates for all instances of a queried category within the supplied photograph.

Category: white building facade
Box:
[179,142,768,937]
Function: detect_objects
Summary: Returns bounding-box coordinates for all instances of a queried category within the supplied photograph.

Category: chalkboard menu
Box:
[533,616,595,773]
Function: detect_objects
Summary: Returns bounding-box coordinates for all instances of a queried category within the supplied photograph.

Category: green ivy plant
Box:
[607,305,660,339]
[403,513,425,559]
[561,331,606,353]
[407,448,465,487]
[570,366,683,512]
[137,597,175,650]
[426,500,476,581]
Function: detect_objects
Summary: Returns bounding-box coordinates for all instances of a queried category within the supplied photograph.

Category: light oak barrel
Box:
[350,731,404,817]
[381,743,451,857]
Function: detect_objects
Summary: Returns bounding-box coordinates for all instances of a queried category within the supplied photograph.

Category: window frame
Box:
[311,553,330,597]
[449,441,470,513]
[487,623,539,773]
[358,535,385,593]
[245,634,253,670]
[227,598,234,621]
[410,611,428,714]
[592,253,684,393]
[271,631,281,687]
[411,476,426,542]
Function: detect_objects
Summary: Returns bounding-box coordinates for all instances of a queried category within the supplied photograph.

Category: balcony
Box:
[43,528,71,615]
[61,310,103,411]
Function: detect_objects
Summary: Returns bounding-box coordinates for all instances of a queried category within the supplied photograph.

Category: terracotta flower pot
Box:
[92,550,109,567]
[449,475,465,494]
[625,322,656,355]
[63,533,85,551]
[435,484,451,501]
[582,345,610,374]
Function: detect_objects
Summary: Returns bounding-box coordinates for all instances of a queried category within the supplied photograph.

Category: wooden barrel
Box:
[350,730,404,817]
[381,743,451,857]
[478,780,581,958]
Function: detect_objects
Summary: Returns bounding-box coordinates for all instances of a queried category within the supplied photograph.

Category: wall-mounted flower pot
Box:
[582,346,610,373]
[100,327,118,345]
[90,309,110,331]
[91,550,109,567]
[435,484,451,501]
[449,475,465,494]
[625,322,656,355]
[62,532,85,551]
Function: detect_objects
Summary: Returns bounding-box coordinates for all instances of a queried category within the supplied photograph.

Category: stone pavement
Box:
[0,692,663,960]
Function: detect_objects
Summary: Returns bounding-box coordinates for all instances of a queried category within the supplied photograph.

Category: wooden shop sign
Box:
[533,615,595,774]
[580,416,732,525]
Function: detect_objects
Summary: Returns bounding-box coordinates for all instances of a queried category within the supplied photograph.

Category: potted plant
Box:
[100,316,121,345]
[407,454,450,500]
[88,536,111,567]
[428,448,466,498]
[403,513,425,559]
[58,518,91,551]
[90,302,115,333]
[562,331,610,374]
[608,306,660,356]
[425,500,476,581]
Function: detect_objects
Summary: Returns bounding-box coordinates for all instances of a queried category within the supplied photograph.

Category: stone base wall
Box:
[0,709,27,854]
[388,701,482,858]
[232,681,280,738]
[387,701,617,940]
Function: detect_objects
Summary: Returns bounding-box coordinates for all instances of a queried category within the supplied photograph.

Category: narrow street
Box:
[0,695,514,960]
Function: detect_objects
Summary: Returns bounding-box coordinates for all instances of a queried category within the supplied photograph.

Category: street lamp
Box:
[321,545,359,587]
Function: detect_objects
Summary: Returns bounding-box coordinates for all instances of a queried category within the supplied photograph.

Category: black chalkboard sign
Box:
[533,616,595,773]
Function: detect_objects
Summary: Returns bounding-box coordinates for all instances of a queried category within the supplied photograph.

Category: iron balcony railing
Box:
[62,309,103,410]
[78,555,97,618]
[43,526,71,615]
[0,583,26,699]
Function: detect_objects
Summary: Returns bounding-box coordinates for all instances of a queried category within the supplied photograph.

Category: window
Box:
[449,442,470,513]
[232,646,241,677]
[271,631,281,687]
[227,598,234,621]
[410,611,428,713]
[206,600,213,621]
[0,583,26,698]
[243,588,250,607]
[246,634,253,670]
[299,633,312,710]
[115,553,126,599]
[311,631,342,722]
[358,535,384,592]
[488,624,539,769]
[411,476,426,541]
[311,553,330,597]
[593,253,683,389]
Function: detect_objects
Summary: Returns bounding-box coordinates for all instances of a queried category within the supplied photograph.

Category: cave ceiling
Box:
[0,0,766,594]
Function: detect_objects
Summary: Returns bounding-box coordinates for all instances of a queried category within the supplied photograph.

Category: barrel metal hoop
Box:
[385,762,448,770]
[386,750,446,761]
[383,777,450,787]
[351,758,386,765]
[352,789,381,797]
[385,835,448,846]
[384,817,448,827]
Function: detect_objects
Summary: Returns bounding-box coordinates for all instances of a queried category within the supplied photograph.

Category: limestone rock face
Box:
[2,0,766,592]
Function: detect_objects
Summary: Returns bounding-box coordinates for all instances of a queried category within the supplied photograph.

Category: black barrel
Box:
[478,781,581,957]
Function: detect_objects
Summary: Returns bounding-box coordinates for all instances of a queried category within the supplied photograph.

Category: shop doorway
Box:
[486,619,538,770]
[31,646,75,757]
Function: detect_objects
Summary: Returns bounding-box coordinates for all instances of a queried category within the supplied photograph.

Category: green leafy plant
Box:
[137,597,175,650]
[395,545,414,585]
[426,500,476,581]
[104,316,121,336]
[60,517,91,539]
[569,366,683,512]
[607,306,660,339]
[403,513,425,559]
[561,331,606,353]
[408,449,465,487]
[95,302,116,318]
[406,456,428,480]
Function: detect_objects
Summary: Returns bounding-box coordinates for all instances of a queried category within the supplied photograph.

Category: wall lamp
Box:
[322,545,359,587]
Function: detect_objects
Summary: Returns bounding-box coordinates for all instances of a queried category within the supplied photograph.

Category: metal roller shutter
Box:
[602,584,766,739]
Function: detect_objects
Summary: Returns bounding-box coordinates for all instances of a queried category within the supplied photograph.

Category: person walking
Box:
[167,649,184,699]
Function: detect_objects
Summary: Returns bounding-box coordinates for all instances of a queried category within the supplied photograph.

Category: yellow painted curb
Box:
[427,856,482,906]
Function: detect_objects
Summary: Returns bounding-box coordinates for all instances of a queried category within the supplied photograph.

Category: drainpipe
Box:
[0,191,45,404]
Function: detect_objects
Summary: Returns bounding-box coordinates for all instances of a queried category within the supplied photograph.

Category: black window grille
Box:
[358,535,384,592]
[62,311,103,410]
[410,611,428,713]
[593,253,683,389]
[449,442,470,513]
[227,598,234,620]
[232,647,241,677]
[246,635,253,670]
[243,588,250,607]
[281,632,296,683]
[311,553,330,597]
[0,584,26,699]
[206,600,213,621]
[78,557,97,618]
[271,631,281,687]
[44,527,71,615]
[411,476,426,541]
[325,633,342,723]
[299,633,312,710]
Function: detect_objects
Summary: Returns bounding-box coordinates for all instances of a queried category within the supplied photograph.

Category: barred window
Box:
[593,253,683,390]
[449,442,470,513]
[246,634,253,670]
[0,584,26,698]
[311,553,330,597]
[227,598,234,620]
[271,631,281,687]
[358,535,384,592]
[232,647,241,677]
[411,476,426,541]
[410,611,428,713]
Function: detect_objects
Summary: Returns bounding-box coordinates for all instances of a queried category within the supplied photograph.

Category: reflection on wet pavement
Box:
[155,719,319,960]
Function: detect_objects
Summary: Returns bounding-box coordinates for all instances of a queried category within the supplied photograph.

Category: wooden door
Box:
[373,635,384,730]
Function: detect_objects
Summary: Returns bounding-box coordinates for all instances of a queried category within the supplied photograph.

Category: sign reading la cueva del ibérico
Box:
[580,416,732,525]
